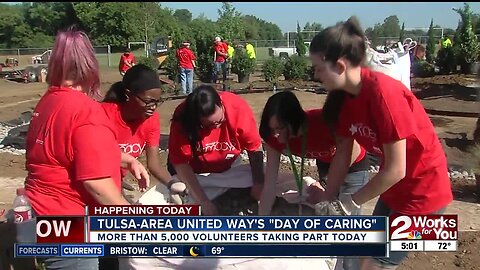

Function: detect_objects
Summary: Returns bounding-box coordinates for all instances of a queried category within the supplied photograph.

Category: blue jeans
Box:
[179,67,194,95]
[213,61,227,83]
[317,168,369,270]
[372,199,446,267]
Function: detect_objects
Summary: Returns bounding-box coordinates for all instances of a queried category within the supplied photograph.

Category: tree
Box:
[365,23,383,46]
[296,21,306,56]
[426,19,436,63]
[140,2,162,53]
[303,22,323,40]
[24,3,80,36]
[242,15,282,42]
[173,9,192,23]
[217,2,245,41]
[381,15,400,37]
[0,4,26,48]
[453,3,479,73]
[73,2,144,48]
[399,22,405,41]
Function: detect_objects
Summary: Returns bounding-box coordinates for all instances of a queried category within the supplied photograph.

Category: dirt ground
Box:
[0,68,479,269]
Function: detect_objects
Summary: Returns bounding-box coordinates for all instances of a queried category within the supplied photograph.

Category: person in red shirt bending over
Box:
[168,85,265,215]
[176,41,196,95]
[258,91,369,270]
[119,47,136,76]
[212,36,228,83]
[308,17,452,270]
[24,27,148,270]
[258,91,369,214]
[102,64,186,197]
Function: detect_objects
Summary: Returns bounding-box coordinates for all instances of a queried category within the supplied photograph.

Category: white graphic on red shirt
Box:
[304,147,336,159]
[350,123,377,142]
[198,141,237,153]
[373,146,382,154]
[119,143,146,155]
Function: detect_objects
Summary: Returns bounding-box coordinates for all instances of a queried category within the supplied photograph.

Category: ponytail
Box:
[103,81,127,103]
[309,16,366,67]
[322,90,347,133]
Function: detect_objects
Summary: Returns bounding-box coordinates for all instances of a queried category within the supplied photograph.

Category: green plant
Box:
[436,47,456,74]
[426,19,436,64]
[262,57,284,83]
[284,55,308,81]
[136,56,159,71]
[412,60,435,78]
[194,37,215,83]
[231,48,256,76]
[453,3,480,73]
[163,49,180,82]
[296,22,307,57]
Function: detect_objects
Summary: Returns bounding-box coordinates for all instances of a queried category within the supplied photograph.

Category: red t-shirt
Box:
[119,53,135,72]
[25,86,122,216]
[214,42,227,63]
[169,92,261,173]
[266,109,366,163]
[336,67,452,214]
[101,102,161,178]
[176,47,196,69]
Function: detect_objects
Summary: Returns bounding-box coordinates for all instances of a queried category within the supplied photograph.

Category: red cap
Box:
[16,187,25,196]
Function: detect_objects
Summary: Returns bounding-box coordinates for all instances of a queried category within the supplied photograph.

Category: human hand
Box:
[306,182,328,204]
[127,159,150,192]
[314,194,360,216]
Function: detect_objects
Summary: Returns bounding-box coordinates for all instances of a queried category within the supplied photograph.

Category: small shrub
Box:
[194,37,215,83]
[137,56,159,71]
[412,60,435,78]
[436,47,456,74]
[284,55,308,81]
[163,49,180,82]
[262,57,284,83]
[231,48,256,76]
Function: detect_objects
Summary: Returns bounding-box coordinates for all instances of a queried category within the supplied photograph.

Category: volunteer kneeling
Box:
[102,64,186,196]
[168,85,265,216]
[308,17,453,270]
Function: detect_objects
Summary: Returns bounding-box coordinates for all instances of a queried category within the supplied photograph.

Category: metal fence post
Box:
[107,45,111,67]
[17,48,20,59]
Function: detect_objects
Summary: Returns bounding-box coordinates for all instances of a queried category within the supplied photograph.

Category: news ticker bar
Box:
[15,243,388,258]
[88,216,386,231]
[390,240,457,252]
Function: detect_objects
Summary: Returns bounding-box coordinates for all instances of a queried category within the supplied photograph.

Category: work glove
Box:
[281,176,317,207]
[166,179,187,205]
[314,193,360,216]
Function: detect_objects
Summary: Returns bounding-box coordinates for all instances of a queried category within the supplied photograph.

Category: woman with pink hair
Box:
[23,26,149,269]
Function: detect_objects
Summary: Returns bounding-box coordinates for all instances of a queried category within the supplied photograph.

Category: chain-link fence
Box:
[0,46,113,68]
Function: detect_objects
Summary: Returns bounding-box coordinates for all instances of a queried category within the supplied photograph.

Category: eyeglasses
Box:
[134,94,164,108]
[201,106,226,129]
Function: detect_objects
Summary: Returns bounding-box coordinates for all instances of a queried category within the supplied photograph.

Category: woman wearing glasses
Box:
[102,64,184,195]
[167,85,265,216]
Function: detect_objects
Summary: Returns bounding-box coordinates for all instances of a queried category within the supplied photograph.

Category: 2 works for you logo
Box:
[389,215,458,241]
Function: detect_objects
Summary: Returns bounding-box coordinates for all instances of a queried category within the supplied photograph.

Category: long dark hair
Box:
[172,85,222,157]
[309,16,366,67]
[259,90,306,141]
[321,90,347,132]
[103,64,161,103]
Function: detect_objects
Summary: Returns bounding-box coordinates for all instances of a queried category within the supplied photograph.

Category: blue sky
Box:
[160,2,480,32]
[5,2,480,33]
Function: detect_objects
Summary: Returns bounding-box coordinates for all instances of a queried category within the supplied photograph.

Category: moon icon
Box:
[189,246,199,257]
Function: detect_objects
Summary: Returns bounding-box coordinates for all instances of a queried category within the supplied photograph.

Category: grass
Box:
[0,47,271,71]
